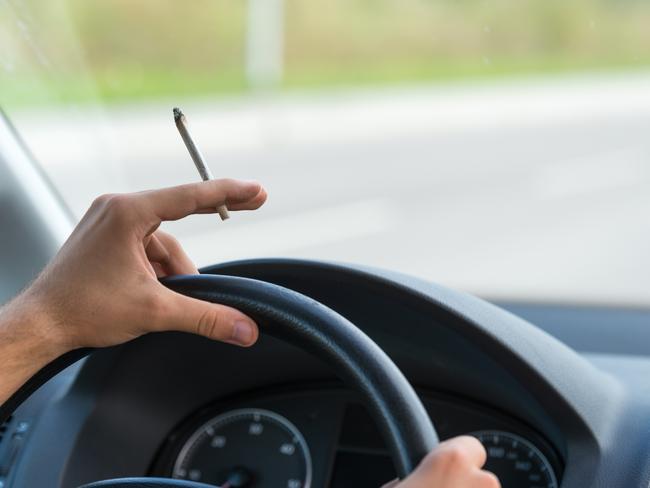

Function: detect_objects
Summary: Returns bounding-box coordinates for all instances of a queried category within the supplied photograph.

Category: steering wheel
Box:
[2,274,439,488]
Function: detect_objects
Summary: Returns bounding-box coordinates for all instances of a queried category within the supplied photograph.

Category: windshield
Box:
[2,0,650,305]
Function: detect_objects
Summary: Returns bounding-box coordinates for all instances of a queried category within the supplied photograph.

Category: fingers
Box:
[227,184,267,211]
[403,436,497,488]
[146,231,198,277]
[137,179,266,224]
[144,230,257,345]
[435,436,487,468]
[87,179,266,238]
[153,288,259,347]
[145,234,172,277]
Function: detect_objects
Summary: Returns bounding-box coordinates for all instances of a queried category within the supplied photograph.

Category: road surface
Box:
[11,72,650,305]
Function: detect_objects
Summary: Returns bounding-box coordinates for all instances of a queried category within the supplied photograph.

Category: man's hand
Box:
[383,436,500,488]
[0,179,266,404]
[0,180,502,488]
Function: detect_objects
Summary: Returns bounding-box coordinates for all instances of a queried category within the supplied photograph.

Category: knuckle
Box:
[93,193,133,221]
[196,308,230,341]
[213,177,234,187]
[435,445,469,471]
[91,193,116,209]
[161,233,182,251]
[209,178,233,197]
[103,193,131,213]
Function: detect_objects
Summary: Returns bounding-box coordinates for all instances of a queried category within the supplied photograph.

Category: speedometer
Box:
[472,430,558,488]
[173,408,312,488]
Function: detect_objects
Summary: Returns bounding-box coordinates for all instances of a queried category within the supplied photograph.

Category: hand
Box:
[0,179,266,404]
[382,436,500,488]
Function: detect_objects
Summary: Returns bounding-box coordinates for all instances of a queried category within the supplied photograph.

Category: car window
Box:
[2,0,650,304]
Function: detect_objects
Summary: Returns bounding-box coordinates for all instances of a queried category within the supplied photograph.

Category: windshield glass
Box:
[2,0,650,305]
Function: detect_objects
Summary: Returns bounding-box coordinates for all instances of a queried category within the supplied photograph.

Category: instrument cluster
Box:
[152,388,562,488]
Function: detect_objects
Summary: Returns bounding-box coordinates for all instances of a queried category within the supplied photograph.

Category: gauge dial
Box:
[471,431,558,488]
[173,408,312,488]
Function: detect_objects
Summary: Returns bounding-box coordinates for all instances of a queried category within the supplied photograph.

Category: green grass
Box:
[284,56,650,90]
[5,57,650,108]
[2,0,650,107]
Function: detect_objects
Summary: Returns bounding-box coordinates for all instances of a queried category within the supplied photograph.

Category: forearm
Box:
[0,295,64,405]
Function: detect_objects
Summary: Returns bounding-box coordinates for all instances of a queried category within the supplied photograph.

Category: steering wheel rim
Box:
[162,274,438,479]
[1,274,438,487]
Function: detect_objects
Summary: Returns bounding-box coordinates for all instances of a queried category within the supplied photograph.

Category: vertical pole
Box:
[245,0,284,91]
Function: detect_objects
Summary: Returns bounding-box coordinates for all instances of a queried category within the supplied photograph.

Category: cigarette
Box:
[173,107,230,221]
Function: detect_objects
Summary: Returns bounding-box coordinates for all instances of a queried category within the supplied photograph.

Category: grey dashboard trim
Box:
[203,259,644,488]
[7,258,650,488]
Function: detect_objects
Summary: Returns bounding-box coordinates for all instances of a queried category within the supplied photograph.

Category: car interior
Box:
[2,2,650,488]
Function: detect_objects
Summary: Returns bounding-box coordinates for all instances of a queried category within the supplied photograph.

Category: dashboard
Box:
[5,259,650,488]
[150,388,561,487]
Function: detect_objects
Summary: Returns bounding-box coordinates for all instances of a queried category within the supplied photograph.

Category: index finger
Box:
[137,179,266,225]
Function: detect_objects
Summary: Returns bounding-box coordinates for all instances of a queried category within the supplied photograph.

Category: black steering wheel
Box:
[3,274,439,488]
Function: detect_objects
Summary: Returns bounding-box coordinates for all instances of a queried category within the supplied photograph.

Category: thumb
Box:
[155,289,259,346]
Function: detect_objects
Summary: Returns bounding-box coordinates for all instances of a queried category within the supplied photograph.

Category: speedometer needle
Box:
[221,467,252,488]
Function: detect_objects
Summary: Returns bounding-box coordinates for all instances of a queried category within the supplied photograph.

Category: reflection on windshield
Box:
[2,0,650,305]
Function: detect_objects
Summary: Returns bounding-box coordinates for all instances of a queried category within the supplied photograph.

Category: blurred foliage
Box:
[1,0,650,106]
[284,0,650,85]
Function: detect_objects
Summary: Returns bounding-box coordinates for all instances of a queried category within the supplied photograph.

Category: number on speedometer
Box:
[472,430,558,488]
[173,408,312,488]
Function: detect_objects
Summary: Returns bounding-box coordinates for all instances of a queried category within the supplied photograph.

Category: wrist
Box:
[0,293,71,405]
[0,280,85,404]
[0,292,70,367]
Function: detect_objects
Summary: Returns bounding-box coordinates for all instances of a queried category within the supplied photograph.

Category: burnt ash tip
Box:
[173,107,184,121]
